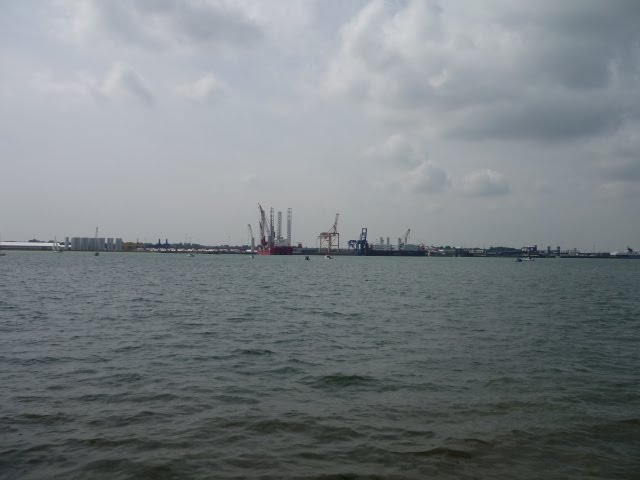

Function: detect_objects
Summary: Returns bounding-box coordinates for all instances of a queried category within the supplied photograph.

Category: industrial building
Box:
[70,237,123,251]
[0,237,123,251]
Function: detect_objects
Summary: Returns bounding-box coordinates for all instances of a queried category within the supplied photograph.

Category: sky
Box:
[1,0,639,251]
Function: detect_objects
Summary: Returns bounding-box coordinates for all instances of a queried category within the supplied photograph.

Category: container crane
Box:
[348,227,369,255]
[318,213,340,253]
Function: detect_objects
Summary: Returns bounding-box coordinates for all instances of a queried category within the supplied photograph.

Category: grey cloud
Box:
[408,162,450,194]
[31,70,97,101]
[365,134,423,169]
[177,73,229,103]
[364,134,450,194]
[590,124,640,183]
[534,181,555,194]
[369,160,450,196]
[62,0,263,51]
[498,0,640,89]
[461,169,510,197]
[325,1,640,142]
[101,63,154,106]
[597,159,640,182]
[598,181,640,199]
[451,93,623,142]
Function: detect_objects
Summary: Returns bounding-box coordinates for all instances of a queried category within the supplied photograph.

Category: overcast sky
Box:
[1,0,639,250]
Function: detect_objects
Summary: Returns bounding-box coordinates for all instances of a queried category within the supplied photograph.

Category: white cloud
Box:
[177,73,228,103]
[461,169,510,196]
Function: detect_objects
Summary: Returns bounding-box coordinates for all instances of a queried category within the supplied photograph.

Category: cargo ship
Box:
[258,245,294,255]
[257,203,293,255]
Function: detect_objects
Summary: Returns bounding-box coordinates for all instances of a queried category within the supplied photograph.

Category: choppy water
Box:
[1,252,639,479]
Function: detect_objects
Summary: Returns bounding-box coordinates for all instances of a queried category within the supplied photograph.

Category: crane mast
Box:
[247,224,255,255]
[258,203,269,248]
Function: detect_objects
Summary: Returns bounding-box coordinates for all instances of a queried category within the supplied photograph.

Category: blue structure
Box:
[348,228,370,255]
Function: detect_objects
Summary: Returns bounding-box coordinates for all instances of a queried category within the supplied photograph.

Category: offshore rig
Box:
[254,204,293,255]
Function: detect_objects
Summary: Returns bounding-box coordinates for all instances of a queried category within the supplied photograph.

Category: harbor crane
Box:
[399,228,410,249]
[247,224,255,255]
[258,203,271,249]
[318,213,340,253]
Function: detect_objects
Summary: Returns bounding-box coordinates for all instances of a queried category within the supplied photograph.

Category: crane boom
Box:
[332,213,339,233]
[258,204,269,247]
[247,224,255,254]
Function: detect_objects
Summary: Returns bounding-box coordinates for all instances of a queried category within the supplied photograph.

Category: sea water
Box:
[1,252,639,479]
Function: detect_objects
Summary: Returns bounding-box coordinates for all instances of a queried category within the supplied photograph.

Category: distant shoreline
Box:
[2,246,639,259]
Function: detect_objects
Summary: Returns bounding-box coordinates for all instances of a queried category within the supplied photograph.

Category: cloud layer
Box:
[324,0,640,143]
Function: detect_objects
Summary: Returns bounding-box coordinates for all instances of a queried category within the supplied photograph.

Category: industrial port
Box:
[1,204,637,259]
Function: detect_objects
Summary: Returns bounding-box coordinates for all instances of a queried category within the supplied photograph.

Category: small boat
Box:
[188,253,195,257]
[325,255,332,259]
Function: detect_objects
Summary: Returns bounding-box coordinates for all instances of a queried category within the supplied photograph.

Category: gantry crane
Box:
[348,227,369,255]
[318,213,340,253]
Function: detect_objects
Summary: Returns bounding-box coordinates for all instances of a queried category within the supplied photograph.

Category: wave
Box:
[303,374,376,389]
[232,348,275,356]
[406,446,472,458]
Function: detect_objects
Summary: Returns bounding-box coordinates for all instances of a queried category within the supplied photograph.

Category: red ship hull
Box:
[258,245,293,255]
